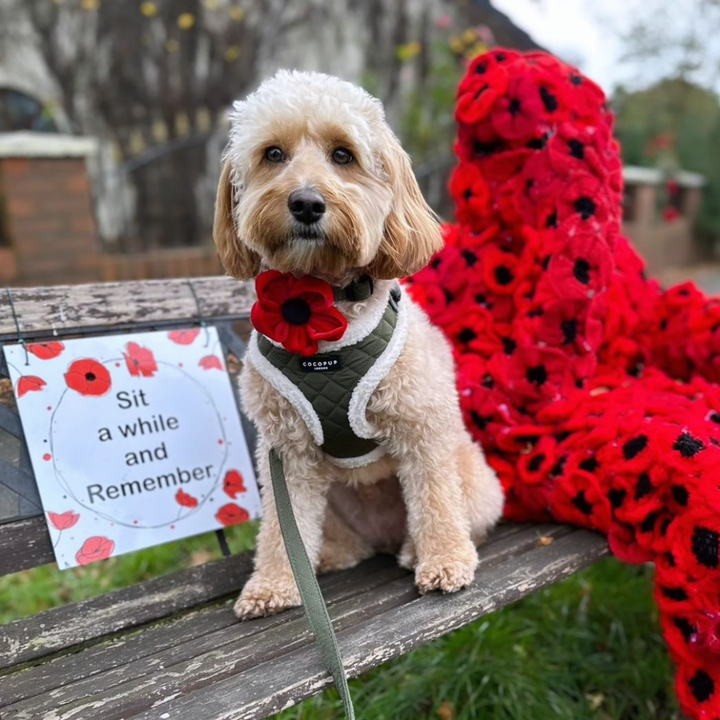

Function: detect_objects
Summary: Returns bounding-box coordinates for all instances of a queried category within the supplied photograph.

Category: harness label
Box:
[299,356,343,373]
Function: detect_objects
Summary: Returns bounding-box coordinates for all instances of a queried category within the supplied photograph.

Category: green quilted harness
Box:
[248,278,407,719]
[250,281,405,467]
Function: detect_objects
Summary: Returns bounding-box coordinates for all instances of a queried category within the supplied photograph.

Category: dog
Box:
[213,70,504,619]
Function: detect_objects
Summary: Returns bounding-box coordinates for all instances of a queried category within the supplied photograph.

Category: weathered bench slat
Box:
[0,554,407,709]
[0,551,252,669]
[0,525,593,720]
[0,524,526,672]
[0,516,55,577]
[0,277,254,341]
[130,529,607,720]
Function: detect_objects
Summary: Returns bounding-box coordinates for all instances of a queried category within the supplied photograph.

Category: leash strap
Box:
[268,448,355,719]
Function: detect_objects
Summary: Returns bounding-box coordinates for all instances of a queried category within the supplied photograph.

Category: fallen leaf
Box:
[537,535,554,546]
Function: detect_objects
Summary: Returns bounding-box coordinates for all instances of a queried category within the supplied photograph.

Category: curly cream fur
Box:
[214,70,504,619]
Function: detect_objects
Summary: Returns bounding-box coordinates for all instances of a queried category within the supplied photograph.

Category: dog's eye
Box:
[331,147,353,165]
[265,146,286,163]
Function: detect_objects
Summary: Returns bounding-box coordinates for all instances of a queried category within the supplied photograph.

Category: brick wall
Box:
[0,155,100,285]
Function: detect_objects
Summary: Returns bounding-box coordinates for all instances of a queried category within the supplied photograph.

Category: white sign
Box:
[4,327,260,568]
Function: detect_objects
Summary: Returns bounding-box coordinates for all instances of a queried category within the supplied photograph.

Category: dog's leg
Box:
[457,438,504,545]
[395,437,479,594]
[234,447,331,619]
[318,506,374,573]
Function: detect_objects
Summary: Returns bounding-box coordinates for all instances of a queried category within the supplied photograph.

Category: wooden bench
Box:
[0,278,609,720]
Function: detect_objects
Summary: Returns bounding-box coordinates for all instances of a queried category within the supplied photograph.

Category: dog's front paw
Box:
[233,579,301,620]
[414,547,478,595]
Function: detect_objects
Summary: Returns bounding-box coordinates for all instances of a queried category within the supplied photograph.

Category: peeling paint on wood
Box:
[0,277,254,342]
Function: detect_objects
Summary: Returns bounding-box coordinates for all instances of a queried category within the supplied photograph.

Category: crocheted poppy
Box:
[492,76,545,141]
[449,162,493,228]
[456,67,508,125]
[547,231,613,301]
[251,270,347,357]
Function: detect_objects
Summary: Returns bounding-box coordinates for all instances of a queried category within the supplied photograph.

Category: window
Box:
[0,88,57,133]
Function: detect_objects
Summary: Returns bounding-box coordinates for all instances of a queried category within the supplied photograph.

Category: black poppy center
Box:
[572,491,593,515]
[458,328,477,344]
[561,319,578,344]
[673,432,705,458]
[502,337,517,355]
[508,98,522,116]
[470,411,488,430]
[568,139,585,159]
[692,526,719,568]
[282,298,312,325]
[689,670,715,703]
[575,196,597,219]
[608,488,626,508]
[569,72,583,85]
[526,364,548,385]
[475,62,487,74]
[85,372,97,382]
[495,266,514,285]
[635,472,652,500]
[527,133,549,150]
[573,259,591,284]
[539,87,558,112]
[623,434,648,460]
[462,249,478,267]
[527,454,545,472]
[473,139,503,157]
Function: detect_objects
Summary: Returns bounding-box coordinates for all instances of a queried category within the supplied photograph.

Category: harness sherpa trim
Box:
[249,283,406,467]
[247,337,325,446]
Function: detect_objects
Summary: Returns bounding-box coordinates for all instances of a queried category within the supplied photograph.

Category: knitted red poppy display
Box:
[408,48,720,719]
[251,270,348,356]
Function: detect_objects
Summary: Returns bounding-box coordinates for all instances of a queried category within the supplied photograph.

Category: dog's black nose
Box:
[288,189,326,225]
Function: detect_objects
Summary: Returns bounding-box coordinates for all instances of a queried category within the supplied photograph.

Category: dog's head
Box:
[214,70,442,282]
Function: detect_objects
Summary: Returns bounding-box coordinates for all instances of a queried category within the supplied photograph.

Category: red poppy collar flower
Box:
[251,271,348,357]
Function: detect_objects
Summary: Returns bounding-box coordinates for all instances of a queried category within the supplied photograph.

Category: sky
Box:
[491,0,719,95]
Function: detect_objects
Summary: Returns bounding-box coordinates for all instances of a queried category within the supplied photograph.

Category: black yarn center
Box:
[572,491,593,515]
[495,266,514,285]
[281,298,312,325]
[526,365,548,385]
[573,259,591,284]
[635,473,652,500]
[692,527,720,568]
[561,319,578,344]
[539,87,558,112]
[568,139,585,159]
[673,432,705,458]
[623,435,648,460]
[508,98,521,116]
[671,485,689,506]
[575,196,597,219]
[689,670,715,703]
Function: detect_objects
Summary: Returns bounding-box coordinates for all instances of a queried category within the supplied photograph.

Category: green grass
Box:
[1,532,677,720]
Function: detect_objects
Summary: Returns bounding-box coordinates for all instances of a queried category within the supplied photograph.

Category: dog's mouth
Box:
[290,222,326,243]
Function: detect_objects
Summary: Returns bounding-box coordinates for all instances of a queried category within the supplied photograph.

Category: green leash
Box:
[268,448,355,719]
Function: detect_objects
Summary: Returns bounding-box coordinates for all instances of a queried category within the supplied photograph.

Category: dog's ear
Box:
[368,133,443,280]
[213,161,261,280]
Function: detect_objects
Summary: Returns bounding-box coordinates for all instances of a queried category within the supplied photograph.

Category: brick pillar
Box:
[0,134,101,286]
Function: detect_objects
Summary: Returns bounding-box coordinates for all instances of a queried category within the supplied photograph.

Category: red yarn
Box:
[408,48,720,718]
